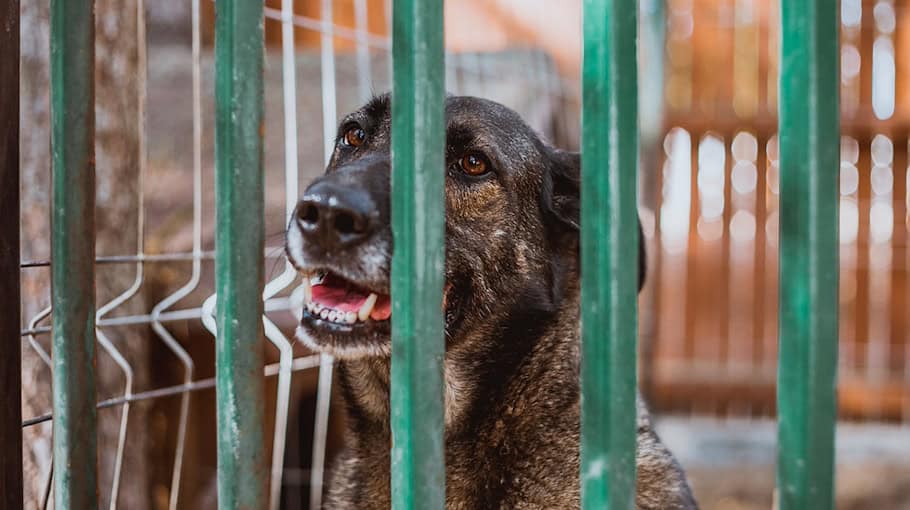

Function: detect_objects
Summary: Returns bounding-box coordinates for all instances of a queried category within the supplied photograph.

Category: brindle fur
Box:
[286,94,697,509]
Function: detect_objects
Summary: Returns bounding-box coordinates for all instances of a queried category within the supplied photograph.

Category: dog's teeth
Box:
[358,293,378,322]
[328,310,338,322]
[310,272,326,285]
[319,309,329,320]
[344,311,357,324]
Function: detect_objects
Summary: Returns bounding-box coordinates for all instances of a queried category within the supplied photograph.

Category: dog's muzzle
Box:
[286,155,393,329]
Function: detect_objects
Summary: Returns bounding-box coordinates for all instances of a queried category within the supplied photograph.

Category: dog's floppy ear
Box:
[543,149,647,292]
[542,149,582,231]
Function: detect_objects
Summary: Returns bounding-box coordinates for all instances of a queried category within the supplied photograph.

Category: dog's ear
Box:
[543,149,647,292]
[542,149,581,232]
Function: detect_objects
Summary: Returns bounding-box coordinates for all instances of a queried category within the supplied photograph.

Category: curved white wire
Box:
[201,293,218,336]
[260,1,303,508]
[146,1,202,507]
[92,248,141,510]
[90,0,149,503]
[92,190,142,510]
[25,307,54,510]
[27,307,52,368]
[310,352,334,509]
[310,1,338,507]
[262,318,294,510]
[92,329,133,510]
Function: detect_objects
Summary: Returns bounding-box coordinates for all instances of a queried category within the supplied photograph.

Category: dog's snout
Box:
[296,180,375,251]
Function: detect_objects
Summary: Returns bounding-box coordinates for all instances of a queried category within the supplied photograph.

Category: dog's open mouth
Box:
[296,269,393,357]
[303,271,391,325]
[294,266,454,358]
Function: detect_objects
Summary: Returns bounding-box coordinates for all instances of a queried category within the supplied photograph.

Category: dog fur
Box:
[286,94,697,509]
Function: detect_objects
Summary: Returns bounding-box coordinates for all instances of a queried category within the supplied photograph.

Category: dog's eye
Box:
[459,153,488,176]
[342,126,366,148]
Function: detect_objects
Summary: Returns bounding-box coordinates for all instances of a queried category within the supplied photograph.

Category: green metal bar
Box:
[0,0,23,505]
[50,0,98,507]
[777,1,839,509]
[214,0,267,507]
[580,0,639,508]
[390,0,446,508]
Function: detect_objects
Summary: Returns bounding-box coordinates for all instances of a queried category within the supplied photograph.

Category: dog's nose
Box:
[295,180,375,251]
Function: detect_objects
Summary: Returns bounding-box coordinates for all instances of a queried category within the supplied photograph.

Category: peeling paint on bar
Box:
[50,0,98,507]
[214,0,268,507]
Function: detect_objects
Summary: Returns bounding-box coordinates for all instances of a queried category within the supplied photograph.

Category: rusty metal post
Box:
[50,0,99,507]
[0,0,23,507]
[214,0,268,506]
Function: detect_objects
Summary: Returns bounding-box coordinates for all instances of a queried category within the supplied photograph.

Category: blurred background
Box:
[16,0,910,509]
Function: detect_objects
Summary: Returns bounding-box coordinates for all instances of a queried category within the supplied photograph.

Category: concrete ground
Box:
[656,417,910,509]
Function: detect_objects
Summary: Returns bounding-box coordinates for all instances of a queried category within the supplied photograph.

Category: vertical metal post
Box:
[50,0,98,508]
[390,0,446,508]
[580,0,639,508]
[0,0,23,506]
[214,0,267,507]
[777,1,839,509]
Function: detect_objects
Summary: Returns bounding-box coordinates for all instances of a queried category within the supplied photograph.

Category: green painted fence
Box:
[580,0,640,508]
[389,0,447,508]
[777,1,839,508]
[50,0,99,508]
[9,0,840,508]
[213,0,268,507]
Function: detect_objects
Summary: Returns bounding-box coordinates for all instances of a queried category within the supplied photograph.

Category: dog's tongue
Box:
[311,273,391,320]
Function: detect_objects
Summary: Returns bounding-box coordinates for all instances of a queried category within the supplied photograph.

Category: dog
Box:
[285,94,697,509]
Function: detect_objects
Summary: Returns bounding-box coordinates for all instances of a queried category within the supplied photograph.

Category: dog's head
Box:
[286,94,644,359]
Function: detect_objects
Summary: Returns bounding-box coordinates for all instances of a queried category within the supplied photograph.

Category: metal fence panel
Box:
[580,0,640,508]
[214,0,268,507]
[390,0,447,508]
[777,1,839,508]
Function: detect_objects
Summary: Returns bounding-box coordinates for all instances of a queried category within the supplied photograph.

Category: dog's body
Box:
[286,94,697,509]
[327,302,695,509]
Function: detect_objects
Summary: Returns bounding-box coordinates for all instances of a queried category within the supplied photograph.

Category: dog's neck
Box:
[336,279,581,441]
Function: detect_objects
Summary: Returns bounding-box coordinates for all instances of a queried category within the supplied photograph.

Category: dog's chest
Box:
[326,423,580,509]
[446,448,581,509]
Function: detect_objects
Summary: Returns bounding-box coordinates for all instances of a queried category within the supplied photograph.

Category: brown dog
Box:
[285,94,697,509]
